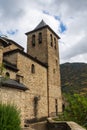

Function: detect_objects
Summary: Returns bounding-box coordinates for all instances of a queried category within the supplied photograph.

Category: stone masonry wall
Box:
[27,28,48,64]
[0,87,26,127]
[17,52,48,120]
[4,69,17,80]
[4,52,17,65]
[1,23,62,127]
[47,28,62,115]
[1,49,48,126]
[26,26,62,116]
[3,44,22,53]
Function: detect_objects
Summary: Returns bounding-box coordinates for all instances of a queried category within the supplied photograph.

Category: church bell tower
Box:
[25,20,62,116]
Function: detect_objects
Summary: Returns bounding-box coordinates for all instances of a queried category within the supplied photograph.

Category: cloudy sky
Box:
[0,0,87,64]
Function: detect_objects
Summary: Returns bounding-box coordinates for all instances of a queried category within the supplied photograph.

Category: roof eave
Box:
[3,49,48,68]
[3,60,19,72]
[25,25,60,39]
[2,83,29,91]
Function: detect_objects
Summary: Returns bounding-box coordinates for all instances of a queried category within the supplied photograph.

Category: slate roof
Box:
[25,20,60,39]
[3,60,19,72]
[0,77,28,91]
[3,49,48,68]
[34,20,47,30]
[0,38,9,47]
[0,36,24,50]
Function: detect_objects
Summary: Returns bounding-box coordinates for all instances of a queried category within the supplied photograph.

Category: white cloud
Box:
[0,0,87,63]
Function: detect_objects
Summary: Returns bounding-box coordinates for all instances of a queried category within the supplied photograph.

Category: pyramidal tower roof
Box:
[34,20,47,30]
[25,20,60,39]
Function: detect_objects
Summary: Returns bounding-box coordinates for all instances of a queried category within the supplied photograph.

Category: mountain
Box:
[60,63,87,95]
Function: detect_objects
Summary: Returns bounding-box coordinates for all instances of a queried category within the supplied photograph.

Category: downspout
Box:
[46,28,49,117]
[47,66,49,117]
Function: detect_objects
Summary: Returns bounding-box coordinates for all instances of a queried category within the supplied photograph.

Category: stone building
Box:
[0,20,62,127]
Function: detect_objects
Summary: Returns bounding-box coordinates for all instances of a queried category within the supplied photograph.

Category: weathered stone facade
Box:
[0,87,25,126]
[17,52,48,120]
[26,21,62,116]
[0,20,62,127]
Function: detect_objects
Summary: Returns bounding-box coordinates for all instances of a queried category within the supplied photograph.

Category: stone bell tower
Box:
[25,20,62,116]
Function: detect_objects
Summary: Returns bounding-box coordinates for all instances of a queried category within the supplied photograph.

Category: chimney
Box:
[0,46,3,65]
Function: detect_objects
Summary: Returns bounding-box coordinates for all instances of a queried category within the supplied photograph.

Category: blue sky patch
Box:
[7,29,18,35]
[0,31,3,36]
[42,10,50,15]
[54,15,67,33]
[54,15,60,21]
[59,22,67,33]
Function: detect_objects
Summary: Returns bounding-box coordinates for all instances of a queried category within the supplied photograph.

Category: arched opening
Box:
[5,72,10,78]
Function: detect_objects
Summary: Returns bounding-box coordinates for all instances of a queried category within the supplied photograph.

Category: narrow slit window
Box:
[32,35,35,47]
[31,64,35,73]
[38,32,42,44]
[50,34,53,47]
[55,99,58,116]
[56,60,57,65]
[54,38,56,49]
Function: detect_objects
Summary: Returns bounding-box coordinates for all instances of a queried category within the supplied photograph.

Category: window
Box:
[55,99,58,116]
[31,64,35,73]
[38,32,42,44]
[50,34,53,47]
[54,38,56,49]
[5,72,10,78]
[62,104,65,112]
[56,60,57,65]
[32,35,35,47]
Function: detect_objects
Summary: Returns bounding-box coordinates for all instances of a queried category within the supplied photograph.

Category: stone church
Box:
[0,20,62,126]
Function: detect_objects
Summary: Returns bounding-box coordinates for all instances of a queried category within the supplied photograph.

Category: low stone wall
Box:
[29,121,47,130]
[47,118,86,130]
[22,128,35,130]
[22,120,86,130]
[48,122,70,130]
[67,121,86,130]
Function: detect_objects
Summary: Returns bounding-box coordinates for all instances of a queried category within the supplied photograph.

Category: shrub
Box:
[0,103,21,130]
[61,94,87,128]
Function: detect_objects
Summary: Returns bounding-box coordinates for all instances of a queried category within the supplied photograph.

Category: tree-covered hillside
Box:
[60,63,87,95]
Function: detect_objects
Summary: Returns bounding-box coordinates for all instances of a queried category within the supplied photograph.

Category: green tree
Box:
[0,103,21,130]
[62,94,87,128]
